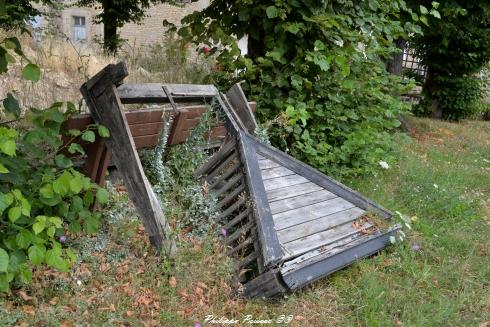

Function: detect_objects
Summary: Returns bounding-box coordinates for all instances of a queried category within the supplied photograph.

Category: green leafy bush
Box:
[0,36,109,292]
[177,0,426,177]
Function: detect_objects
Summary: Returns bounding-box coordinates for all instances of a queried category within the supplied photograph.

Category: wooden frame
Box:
[196,87,400,298]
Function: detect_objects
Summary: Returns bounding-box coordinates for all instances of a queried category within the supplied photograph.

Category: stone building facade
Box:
[39,0,210,48]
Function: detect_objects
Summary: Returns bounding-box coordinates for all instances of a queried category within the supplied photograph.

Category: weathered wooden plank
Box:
[273,197,355,230]
[238,250,258,269]
[129,122,163,137]
[226,237,253,256]
[277,207,365,243]
[238,130,283,268]
[223,207,251,230]
[269,189,338,215]
[266,182,323,202]
[80,62,175,255]
[132,134,160,148]
[216,184,246,209]
[246,133,393,218]
[258,158,281,170]
[218,197,247,220]
[215,173,243,197]
[195,141,236,177]
[226,221,253,245]
[117,83,218,104]
[125,109,166,125]
[283,222,373,259]
[209,161,240,190]
[217,92,246,136]
[225,83,257,133]
[260,166,296,180]
[263,174,309,192]
[206,151,238,183]
[242,269,288,299]
[280,227,399,290]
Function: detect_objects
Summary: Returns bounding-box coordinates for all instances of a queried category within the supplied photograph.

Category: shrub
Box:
[0,36,109,292]
[177,0,427,177]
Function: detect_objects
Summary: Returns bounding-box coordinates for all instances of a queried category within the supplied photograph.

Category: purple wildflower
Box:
[59,235,67,244]
[220,228,227,237]
[411,241,421,252]
[194,323,202,327]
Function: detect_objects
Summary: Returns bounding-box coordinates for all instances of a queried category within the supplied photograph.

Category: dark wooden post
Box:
[80,62,175,255]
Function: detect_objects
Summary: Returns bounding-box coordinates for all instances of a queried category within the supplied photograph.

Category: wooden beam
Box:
[117,83,218,104]
[80,62,175,255]
[237,130,283,268]
[225,83,258,133]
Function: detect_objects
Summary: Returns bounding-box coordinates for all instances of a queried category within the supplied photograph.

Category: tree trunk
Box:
[386,39,406,75]
[423,66,443,118]
[102,0,119,54]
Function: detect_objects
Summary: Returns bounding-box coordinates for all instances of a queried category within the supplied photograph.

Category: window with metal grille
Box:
[72,16,87,42]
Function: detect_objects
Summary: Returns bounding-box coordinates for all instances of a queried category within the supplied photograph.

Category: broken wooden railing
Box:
[196,89,400,298]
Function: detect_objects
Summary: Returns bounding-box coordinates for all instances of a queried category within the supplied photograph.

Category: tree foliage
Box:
[409,1,490,120]
[76,0,197,53]
[176,0,429,177]
[0,0,52,30]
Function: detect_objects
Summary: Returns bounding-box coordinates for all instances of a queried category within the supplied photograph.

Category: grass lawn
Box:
[0,117,488,326]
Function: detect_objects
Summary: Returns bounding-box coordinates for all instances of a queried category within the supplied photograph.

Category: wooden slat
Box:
[266,182,323,202]
[277,207,365,243]
[269,189,338,215]
[125,109,165,124]
[218,197,246,220]
[129,122,163,137]
[226,221,253,245]
[223,207,251,230]
[273,197,355,230]
[133,134,160,148]
[214,173,243,197]
[195,141,236,177]
[206,151,238,183]
[258,158,281,170]
[226,237,253,256]
[216,184,246,209]
[260,166,296,180]
[209,161,240,190]
[238,250,258,269]
[263,174,309,192]
[283,222,373,259]
[225,83,257,133]
[117,83,218,104]
[81,62,175,255]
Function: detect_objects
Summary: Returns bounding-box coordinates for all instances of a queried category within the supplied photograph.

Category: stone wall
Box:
[120,1,210,49]
[41,0,209,49]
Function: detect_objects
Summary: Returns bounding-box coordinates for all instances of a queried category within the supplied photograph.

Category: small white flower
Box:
[379,160,390,169]
[76,279,82,286]
[333,39,344,47]
[433,184,438,189]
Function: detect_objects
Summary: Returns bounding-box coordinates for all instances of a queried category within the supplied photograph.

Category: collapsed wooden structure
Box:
[195,84,400,298]
[80,62,399,298]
